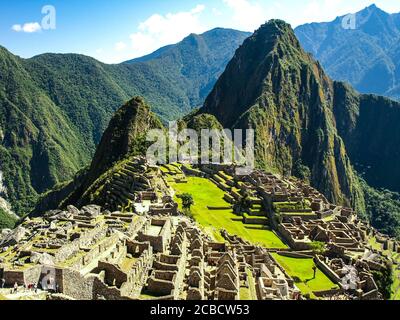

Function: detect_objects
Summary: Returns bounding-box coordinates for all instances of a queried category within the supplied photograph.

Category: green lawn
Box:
[271,253,338,298]
[392,269,400,300]
[169,176,287,249]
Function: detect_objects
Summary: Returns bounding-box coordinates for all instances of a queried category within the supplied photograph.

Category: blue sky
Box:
[1,0,400,63]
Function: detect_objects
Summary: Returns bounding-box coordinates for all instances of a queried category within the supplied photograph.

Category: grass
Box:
[281,212,316,216]
[271,253,338,298]
[169,176,287,249]
[240,268,257,300]
[392,268,400,300]
[120,257,138,272]
[368,237,383,251]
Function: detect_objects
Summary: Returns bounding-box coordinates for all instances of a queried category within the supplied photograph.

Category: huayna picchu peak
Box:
[202,19,360,210]
[1,2,400,303]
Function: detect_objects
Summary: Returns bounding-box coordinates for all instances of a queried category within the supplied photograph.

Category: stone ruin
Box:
[0,158,397,300]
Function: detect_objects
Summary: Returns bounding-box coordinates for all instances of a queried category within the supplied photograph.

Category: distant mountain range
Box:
[295,4,400,99]
[0,28,249,217]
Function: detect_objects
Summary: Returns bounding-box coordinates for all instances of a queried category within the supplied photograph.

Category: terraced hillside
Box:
[165,165,287,249]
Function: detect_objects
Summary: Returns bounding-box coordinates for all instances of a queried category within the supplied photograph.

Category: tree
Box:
[372,260,394,300]
[310,241,326,256]
[179,193,194,211]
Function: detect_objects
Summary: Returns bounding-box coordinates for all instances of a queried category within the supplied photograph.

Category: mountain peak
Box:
[202,19,309,127]
[201,19,360,207]
[88,96,163,178]
[366,3,378,10]
[359,3,390,17]
[253,19,302,51]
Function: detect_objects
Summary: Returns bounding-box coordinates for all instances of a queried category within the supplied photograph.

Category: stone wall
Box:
[62,268,95,300]
[54,226,108,264]
[314,256,342,285]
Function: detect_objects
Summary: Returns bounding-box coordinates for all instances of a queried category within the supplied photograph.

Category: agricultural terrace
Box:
[271,253,339,298]
[168,174,287,249]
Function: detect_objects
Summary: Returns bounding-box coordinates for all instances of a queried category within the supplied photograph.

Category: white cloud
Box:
[115,41,127,51]
[11,24,22,32]
[212,8,223,16]
[129,4,207,58]
[12,22,42,33]
[222,0,269,31]
[94,0,400,64]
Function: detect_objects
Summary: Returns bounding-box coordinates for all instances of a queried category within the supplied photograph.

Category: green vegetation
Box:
[170,176,287,248]
[371,260,394,300]
[0,208,17,229]
[240,269,257,300]
[271,253,338,298]
[178,193,194,211]
[292,159,311,183]
[360,178,400,239]
[309,241,326,256]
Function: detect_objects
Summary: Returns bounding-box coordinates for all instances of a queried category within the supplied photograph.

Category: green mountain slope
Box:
[295,4,400,100]
[202,20,362,208]
[126,28,251,109]
[332,82,400,193]
[0,28,249,216]
[0,47,90,214]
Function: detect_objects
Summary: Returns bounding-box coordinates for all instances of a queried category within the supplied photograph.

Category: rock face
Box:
[332,84,400,193]
[202,20,362,208]
[30,252,54,265]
